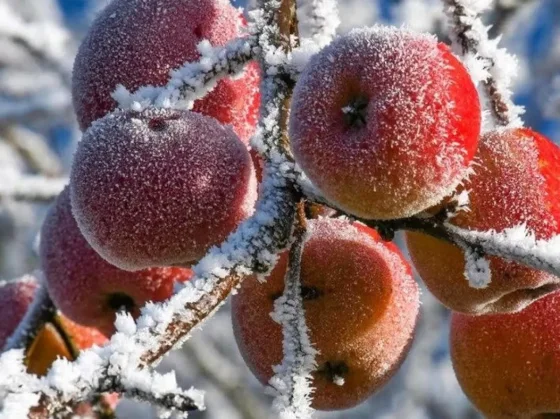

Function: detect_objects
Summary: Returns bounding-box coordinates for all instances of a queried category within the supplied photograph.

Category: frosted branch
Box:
[117,371,204,416]
[455,240,492,288]
[0,126,63,177]
[297,0,340,47]
[446,224,560,280]
[350,213,560,281]
[268,206,317,419]
[0,174,66,203]
[0,2,72,85]
[113,37,259,111]
[0,0,301,416]
[442,0,524,128]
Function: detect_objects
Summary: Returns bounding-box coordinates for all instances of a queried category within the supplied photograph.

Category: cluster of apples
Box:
[287,26,560,417]
[2,0,560,416]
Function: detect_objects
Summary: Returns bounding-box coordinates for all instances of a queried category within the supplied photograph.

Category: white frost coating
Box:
[267,230,317,419]
[0,172,66,201]
[0,1,300,415]
[445,189,471,219]
[456,241,491,288]
[0,350,43,419]
[297,0,340,47]
[332,376,345,386]
[112,37,258,111]
[442,0,524,129]
[0,56,297,419]
[447,223,560,279]
[0,335,206,418]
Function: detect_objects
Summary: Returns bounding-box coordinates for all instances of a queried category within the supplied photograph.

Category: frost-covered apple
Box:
[232,218,419,410]
[451,290,560,418]
[406,128,560,314]
[41,187,192,335]
[290,25,480,220]
[72,0,260,142]
[70,108,257,271]
[0,275,38,348]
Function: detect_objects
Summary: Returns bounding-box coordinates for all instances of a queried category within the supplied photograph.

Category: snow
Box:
[442,0,525,128]
[113,37,258,117]
[297,0,340,47]
[457,242,492,288]
[267,229,317,419]
[448,223,560,280]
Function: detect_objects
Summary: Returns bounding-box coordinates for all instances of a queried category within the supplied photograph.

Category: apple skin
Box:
[70,108,257,271]
[72,0,260,143]
[451,290,560,418]
[407,128,560,314]
[26,316,108,377]
[0,275,38,348]
[232,218,420,410]
[40,187,192,336]
[290,26,480,220]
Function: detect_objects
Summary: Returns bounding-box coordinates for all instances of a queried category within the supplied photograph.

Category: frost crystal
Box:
[268,229,317,419]
[448,223,560,279]
[442,0,524,128]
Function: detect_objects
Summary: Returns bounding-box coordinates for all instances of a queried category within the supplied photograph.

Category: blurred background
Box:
[0,0,558,417]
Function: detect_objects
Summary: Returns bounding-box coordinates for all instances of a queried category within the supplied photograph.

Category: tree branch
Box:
[442,0,523,128]
[0,175,66,203]
[0,1,301,416]
[297,0,340,47]
[113,37,259,112]
[115,371,204,414]
[0,126,63,178]
[268,202,317,419]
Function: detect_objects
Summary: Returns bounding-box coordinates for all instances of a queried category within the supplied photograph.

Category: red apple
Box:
[72,0,260,143]
[70,108,257,271]
[290,25,480,220]
[41,187,192,335]
[407,128,560,314]
[451,290,560,418]
[232,218,420,410]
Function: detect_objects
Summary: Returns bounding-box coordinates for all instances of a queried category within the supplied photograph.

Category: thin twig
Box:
[268,202,316,419]
[0,126,63,178]
[442,0,523,127]
[0,175,66,203]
